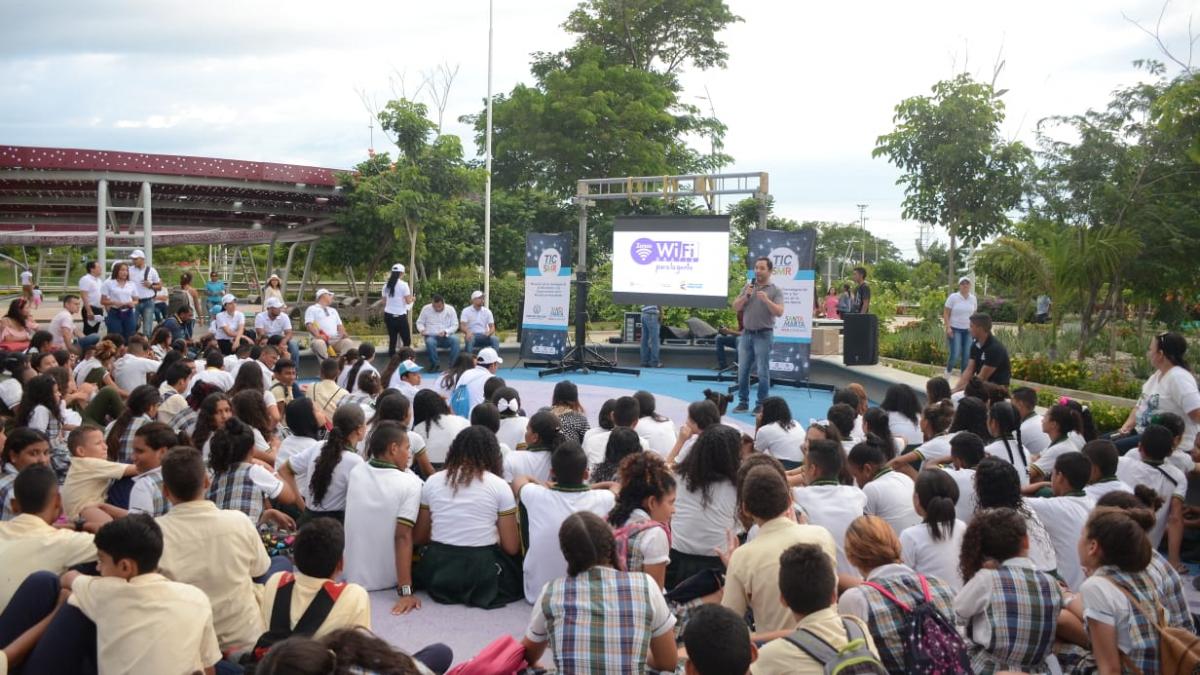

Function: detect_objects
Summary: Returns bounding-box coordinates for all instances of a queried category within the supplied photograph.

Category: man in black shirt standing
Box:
[953,312,1011,392]
[851,266,871,314]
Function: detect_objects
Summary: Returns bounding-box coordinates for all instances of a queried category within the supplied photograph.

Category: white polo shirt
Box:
[941,466,978,523]
[985,438,1032,487]
[79,273,103,307]
[671,478,739,557]
[635,416,677,457]
[793,482,868,576]
[414,415,471,465]
[1031,438,1076,481]
[460,305,495,335]
[127,263,160,300]
[1116,456,1186,546]
[915,434,951,462]
[502,449,553,483]
[753,422,806,463]
[304,303,343,337]
[900,520,967,590]
[101,279,137,306]
[382,280,412,315]
[49,309,75,348]
[1027,493,1095,592]
[343,461,423,591]
[888,411,924,446]
[943,292,977,330]
[213,310,244,340]
[862,469,921,535]
[254,311,292,338]
[113,354,161,392]
[421,470,517,547]
[517,484,616,604]
[287,447,364,512]
[581,428,649,468]
[1020,413,1052,455]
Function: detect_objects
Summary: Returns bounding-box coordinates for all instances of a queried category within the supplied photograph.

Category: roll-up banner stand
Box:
[747,229,817,382]
[520,233,572,362]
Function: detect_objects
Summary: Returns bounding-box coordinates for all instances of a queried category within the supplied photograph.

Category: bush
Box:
[880,321,948,365]
[1089,368,1143,399]
[1011,356,1089,390]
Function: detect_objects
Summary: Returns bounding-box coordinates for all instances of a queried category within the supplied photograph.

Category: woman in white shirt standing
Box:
[753,396,806,469]
[281,404,366,523]
[212,294,247,356]
[632,390,676,457]
[411,389,470,466]
[900,469,966,589]
[667,424,741,589]
[943,276,976,376]
[413,425,523,608]
[1111,331,1200,453]
[101,261,139,340]
[381,263,415,358]
[880,384,923,447]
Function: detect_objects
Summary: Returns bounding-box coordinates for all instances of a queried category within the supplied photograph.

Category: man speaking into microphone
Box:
[732,256,785,414]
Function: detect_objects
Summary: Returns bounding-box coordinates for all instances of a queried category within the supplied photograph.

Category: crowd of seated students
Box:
[0,323,1198,673]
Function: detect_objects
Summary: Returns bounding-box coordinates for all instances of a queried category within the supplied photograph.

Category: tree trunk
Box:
[947,230,957,290]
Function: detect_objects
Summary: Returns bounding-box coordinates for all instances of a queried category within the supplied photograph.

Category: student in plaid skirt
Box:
[954,508,1063,674]
[522,511,677,674]
[127,422,179,517]
[206,418,298,527]
[607,451,676,589]
[838,514,957,673]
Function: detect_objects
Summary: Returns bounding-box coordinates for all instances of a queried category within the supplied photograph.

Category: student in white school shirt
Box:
[1082,439,1134,500]
[112,337,160,394]
[632,390,677,457]
[411,389,471,466]
[492,386,529,451]
[847,437,920,535]
[667,424,742,589]
[1024,451,1095,592]
[983,401,1032,488]
[900,469,967,590]
[343,422,424,614]
[1116,423,1186,569]
[880,383,924,447]
[502,410,561,483]
[792,439,868,579]
[944,431,985,523]
[282,405,367,520]
[1029,399,1096,485]
[1012,387,1052,456]
[1121,410,1196,474]
[513,442,615,604]
[581,395,647,468]
[753,397,807,470]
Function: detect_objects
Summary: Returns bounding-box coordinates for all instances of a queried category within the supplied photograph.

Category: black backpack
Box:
[240,573,338,672]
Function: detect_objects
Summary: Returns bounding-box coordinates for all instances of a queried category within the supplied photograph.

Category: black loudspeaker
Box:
[843,313,879,366]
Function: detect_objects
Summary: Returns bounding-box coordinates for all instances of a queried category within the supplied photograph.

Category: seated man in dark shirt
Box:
[160,305,194,346]
[953,312,1011,392]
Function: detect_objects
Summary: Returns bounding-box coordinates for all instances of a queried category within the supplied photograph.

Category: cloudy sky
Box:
[2,0,1194,259]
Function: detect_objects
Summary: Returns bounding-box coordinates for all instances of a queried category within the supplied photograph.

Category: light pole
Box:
[483,0,494,302]
[855,204,868,264]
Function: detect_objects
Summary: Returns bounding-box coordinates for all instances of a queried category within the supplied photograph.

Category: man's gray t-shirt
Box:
[742,283,783,331]
[1036,295,1051,315]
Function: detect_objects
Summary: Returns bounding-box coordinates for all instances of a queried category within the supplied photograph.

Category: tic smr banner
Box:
[521,232,572,362]
[747,228,817,381]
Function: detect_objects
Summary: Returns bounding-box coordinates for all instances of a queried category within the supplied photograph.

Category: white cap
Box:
[315,288,333,300]
[391,263,406,273]
[471,290,484,300]
[398,359,423,375]
[130,249,145,259]
[958,276,972,285]
[476,347,503,365]
[221,294,236,306]
[265,297,284,309]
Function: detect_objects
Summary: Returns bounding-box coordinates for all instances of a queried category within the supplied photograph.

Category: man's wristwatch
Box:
[399,584,413,597]
[73,516,86,532]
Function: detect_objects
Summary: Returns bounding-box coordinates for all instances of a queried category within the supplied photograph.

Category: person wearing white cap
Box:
[452,347,504,414]
[126,248,162,337]
[101,261,140,340]
[391,359,423,401]
[942,276,977,375]
[382,263,415,357]
[255,297,299,364]
[460,290,499,354]
[213,294,249,355]
[305,289,358,360]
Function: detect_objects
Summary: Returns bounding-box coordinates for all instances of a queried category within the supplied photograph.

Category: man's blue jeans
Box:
[640,310,661,366]
[715,333,739,368]
[137,297,155,336]
[466,333,500,353]
[737,329,773,408]
[425,335,460,369]
[946,327,971,372]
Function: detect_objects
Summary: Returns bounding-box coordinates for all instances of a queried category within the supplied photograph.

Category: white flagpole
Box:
[483,0,494,303]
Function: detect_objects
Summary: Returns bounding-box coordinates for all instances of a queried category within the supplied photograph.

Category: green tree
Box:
[974,236,1050,334]
[874,73,1031,288]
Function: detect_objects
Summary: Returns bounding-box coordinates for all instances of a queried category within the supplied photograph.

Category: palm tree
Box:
[975,236,1051,335]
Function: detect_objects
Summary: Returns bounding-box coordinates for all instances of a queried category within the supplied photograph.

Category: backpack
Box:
[240,573,340,672]
[612,519,670,572]
[1104,577,1200,675]
[450,383,472,418]
[784,616,888,675]
[861,575,970,675]
[446,635,527,675]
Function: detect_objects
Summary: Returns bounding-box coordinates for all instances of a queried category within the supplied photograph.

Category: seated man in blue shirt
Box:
[160,306,194,348]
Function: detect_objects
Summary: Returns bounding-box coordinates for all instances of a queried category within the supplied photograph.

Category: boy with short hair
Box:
[156,445,275,653]
[269,359,300,418]
[156,362,192,425]
[1082,439,1133,500]
[723,466,838,635]
[310,358,349,415]
[683,604,757,675]
[125,422,178,517]
[260,518,370,639]
[1117,423,1186,568]
[846,440,920,535]
[112,336,160,393]
[581,396,646,467]
[791,439,866,577]
[825,403,859,452]
[513,441,616,604]
[1025,452,1095,591]
[0,464,96,610]
[195,349,234,392]
[751,543,879,674]
[57,515,222,674]
[946,431,985,523]
[1011,386,1051,455]
[0,428,52,521]
[60,425,137,527]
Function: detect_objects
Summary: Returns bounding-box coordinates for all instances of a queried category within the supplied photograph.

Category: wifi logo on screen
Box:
[631,238,658,264]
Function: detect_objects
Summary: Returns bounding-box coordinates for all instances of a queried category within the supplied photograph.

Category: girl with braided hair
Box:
[983,401,1031,487]
[973,457,1057,574]
[607,451,677,590]
[281,404,366,523]
[1030,399,1095,482]
[412,425,522,608]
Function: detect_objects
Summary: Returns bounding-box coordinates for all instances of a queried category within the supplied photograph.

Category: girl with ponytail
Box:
[105,384,160,463]
[412,425,523,608]
[607,451,676,589]
[281,404,366,523]
[500,409,560,483]
[899,468,965,589]
[206,417,297,525]
[339,342,378,394]
[1029,400,1086,482]
[983,401,1030,487]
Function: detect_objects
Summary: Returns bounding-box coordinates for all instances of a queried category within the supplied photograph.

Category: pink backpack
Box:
[446,635,528,675]
[613,519,671,572]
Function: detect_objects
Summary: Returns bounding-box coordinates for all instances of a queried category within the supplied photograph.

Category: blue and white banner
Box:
[521,232,572,362]
[747,228,817,381]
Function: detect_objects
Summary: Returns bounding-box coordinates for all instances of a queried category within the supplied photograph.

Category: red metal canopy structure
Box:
[0,145,347,289]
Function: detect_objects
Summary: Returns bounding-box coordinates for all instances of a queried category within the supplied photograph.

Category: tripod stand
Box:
[539,271,640,377]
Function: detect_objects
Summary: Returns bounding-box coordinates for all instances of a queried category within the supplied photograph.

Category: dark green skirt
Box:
[666,548,725,591]
[413,541,523,609]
